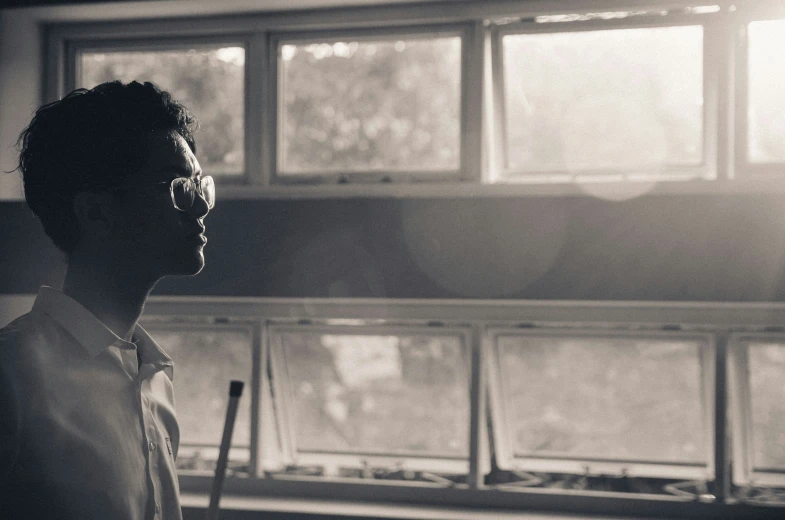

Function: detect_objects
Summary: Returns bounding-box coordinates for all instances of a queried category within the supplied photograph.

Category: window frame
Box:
[489,13,719,184]
[50,0,785,199]
[267,321,475,475]
[486,327,716,480]
[0,293,769,516]
[728,332,785,488]
[268,24,477,185]
[64,34,256,184]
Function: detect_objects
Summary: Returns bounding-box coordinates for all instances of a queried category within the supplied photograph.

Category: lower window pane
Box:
[79,47,245,176]
[147,327,252,473]
[496,334,706,465]
[278,331,469,458]
[748,342,785,472]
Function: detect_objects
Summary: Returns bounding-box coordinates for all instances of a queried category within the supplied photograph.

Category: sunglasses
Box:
[110,176,215,212]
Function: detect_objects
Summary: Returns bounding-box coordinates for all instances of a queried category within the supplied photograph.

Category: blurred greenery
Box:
[147,328,252,469]
[280,332,469,457]
[503,26,703,175]
[280,37,461,173]
[80,47,245,175]
[749,343,785,470]
[498,336,706,464]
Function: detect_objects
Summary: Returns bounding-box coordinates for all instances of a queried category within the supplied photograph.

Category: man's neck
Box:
[62,256,157,343]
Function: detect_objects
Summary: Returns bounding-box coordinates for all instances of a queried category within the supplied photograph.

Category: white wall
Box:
[0,0,441,200]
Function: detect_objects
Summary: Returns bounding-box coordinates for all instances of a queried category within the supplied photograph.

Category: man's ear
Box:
[72,191,115,239]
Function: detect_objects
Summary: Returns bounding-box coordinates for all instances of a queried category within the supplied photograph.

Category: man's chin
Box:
[166,252,205,277]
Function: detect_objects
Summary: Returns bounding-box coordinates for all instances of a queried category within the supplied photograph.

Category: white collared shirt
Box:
[0,286,182,520]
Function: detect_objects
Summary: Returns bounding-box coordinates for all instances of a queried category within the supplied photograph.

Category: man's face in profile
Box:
[111,130,210,279]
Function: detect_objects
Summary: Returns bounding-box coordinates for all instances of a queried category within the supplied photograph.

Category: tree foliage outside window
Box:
[278,332,469,458]
[502,26,703,176]
[80,47,245,176]
[497,335,706,464]
[279,37,461,174]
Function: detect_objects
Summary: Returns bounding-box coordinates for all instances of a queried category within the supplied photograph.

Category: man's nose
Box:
[188,189,211,219]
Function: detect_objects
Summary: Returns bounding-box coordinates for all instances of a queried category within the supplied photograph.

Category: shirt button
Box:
[149,441,156,451]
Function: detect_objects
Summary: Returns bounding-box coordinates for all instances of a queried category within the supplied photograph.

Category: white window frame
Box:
[728,332,785,488]
[733,2,785,179]
[267,322,475,476]
[487,327,716,480]
[488,12,720,185]
[4,293,785,514]
[48,0,785,199]
[269,24,477,185]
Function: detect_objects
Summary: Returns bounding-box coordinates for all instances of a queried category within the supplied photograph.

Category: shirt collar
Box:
[32,286,173,380]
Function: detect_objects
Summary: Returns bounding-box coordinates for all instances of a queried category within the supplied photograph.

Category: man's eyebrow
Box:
[165,166,202,178]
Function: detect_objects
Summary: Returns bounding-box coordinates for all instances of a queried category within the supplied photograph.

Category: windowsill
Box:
[214,177,785,200]
[179,492,644,520]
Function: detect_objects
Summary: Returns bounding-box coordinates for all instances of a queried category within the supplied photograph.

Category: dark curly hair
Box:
[15,80,199,256]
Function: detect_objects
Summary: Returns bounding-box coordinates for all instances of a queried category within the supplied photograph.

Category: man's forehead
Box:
[141,130,200,179]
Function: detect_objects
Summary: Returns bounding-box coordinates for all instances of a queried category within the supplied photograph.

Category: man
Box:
[0,81,214,519]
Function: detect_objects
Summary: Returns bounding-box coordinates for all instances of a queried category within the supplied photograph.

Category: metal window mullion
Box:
[727,335,753,488]
[713,333,731,502]
[733,16,749,178]
[702,17,723,181]
[461,22,485,183]
[468,325,486,489]
[489,26,507,180]
[247,32,266,187]
[250,320,263,477]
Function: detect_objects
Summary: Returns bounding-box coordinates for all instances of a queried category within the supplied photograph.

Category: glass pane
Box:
[748,20,785,163]
[148,327,252,472]
[279,36,461,174]
[278,331,468,457]
[502,26,703,175]
[497,335,706,464]
[747,342,785,471]
[79,47,245,175]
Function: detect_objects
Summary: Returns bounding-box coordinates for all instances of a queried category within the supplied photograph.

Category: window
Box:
[61,3,785,197]
[488,330,713,479]
[76,43,246,177]
[140,321,254,475]
[730,334,785,491]
[139,297,785,516]
[739,17,785,175]
[274,28,465,182]
[495,23,706,182]
[268,324,471,477]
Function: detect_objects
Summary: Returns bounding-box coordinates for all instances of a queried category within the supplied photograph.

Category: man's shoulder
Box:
[0,311,50,360]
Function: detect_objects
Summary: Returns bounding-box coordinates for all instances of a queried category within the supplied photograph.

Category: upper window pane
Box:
[747,20,785,163]
[496,334,707,464]
[278,35,461,175]
[747,341,785,472]
[146,326,252,473]
[79,46,245,176]
[276,330,469,458]
[502,26,703,177]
